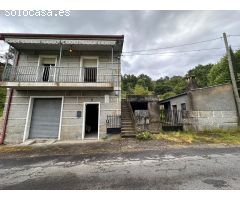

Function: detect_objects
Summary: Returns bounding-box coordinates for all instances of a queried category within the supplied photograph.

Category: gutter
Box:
[0,33,124,41]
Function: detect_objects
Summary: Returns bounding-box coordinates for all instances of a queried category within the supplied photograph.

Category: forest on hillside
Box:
[122,48,240,99]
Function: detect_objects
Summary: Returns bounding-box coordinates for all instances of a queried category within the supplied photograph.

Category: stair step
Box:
[121,134,136,138]
[122,124,134,129]
[122,124,134,126]
[121,128,135,133]
[121,131,136,135]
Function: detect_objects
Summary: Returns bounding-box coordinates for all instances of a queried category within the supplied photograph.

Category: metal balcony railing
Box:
[1,65,115,83]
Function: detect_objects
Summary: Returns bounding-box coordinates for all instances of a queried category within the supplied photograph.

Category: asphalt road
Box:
[1,146,240,189]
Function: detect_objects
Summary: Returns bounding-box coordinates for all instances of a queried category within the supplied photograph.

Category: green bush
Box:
[0,87,6,117]
[136,131,152,140]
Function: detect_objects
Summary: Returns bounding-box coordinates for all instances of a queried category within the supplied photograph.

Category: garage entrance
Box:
[28,98,62,139]
[84,103,99,139]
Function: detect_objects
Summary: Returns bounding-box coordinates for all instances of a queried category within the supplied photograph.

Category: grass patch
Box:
[152,128,240,144]
[0,87,6,117]
[0,146,33,153]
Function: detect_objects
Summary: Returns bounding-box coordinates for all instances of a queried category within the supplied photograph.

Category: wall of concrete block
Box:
[189,83,236,111]
[2,49,121,144]
[183,110,238,131]
[165,83,239,131]
[4,89,120,144]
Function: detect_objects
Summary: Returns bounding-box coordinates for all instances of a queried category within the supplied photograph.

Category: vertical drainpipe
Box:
[0,48,19,145]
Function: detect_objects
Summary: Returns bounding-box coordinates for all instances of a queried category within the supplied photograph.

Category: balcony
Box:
[0,65,116,90]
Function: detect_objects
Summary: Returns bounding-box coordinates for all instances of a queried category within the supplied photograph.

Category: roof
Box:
[159,92,187,104]
[0,33,124,41]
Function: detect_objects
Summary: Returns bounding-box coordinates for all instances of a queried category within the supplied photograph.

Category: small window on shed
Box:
[181,103,186,111]
[172,105,177,111]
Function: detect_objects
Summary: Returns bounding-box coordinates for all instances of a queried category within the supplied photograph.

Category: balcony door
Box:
[38,56,57,82]
[82,58,98,83]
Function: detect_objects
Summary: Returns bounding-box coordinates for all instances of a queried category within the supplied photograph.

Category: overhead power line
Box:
[122,47,226,57]
[228,35,240,37]
[122,37,223,54]
[122,45,240,57]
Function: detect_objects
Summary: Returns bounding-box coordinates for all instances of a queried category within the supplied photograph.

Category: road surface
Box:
[1,146,240,189]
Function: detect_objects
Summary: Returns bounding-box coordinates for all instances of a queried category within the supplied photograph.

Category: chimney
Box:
[186,75,198,91]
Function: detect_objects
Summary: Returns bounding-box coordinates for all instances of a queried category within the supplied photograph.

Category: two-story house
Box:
[0,33,124,144]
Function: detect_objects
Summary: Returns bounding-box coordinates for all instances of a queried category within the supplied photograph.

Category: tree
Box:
[121,74,138,95]
[0,46,16,66]
[137,74,154,91]
[154,83,172,95]
[187,64,213,87]
[167,76,187,94]
[207,54,230,85]
[133,84,150,95]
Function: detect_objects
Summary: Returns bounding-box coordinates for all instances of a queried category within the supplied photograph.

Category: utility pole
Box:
[223,32,240,122]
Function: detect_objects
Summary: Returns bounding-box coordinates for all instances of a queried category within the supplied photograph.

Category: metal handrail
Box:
[127,100,136,131]
[1,65,115,83]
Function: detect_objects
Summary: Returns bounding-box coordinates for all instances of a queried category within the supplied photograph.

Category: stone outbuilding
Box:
[159,81,239,131]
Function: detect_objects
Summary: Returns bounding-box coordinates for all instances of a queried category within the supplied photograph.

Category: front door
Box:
[84,104,99,139]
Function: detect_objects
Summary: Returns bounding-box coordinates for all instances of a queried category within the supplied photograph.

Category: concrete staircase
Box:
[121,100,136,137]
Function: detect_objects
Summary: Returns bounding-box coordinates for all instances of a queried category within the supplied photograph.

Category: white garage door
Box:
[28,98,62,139]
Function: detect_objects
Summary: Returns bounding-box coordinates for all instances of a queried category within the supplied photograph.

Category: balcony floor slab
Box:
[0,82,114,90]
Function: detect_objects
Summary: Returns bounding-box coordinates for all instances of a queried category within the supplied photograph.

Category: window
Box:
[181,103,186,111]
[172,105,177,111]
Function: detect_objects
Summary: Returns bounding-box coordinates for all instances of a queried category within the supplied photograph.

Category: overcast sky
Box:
[0,10,240,79]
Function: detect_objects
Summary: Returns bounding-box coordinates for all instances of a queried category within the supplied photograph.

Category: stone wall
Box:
[183,110,238,131]
[183,83,239,131]
[189,83,236,111]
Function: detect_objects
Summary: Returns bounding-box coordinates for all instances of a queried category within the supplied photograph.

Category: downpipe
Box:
[0,88,13,144]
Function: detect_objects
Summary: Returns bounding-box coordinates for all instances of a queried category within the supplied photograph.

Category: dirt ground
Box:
[0,138,168,159]
[0,137,237,160]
